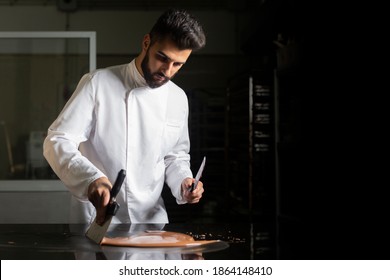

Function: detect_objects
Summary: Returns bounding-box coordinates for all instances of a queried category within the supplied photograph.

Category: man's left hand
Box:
[181,177,204,203]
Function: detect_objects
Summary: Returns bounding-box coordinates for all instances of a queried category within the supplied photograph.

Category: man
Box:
[43,9,206,225]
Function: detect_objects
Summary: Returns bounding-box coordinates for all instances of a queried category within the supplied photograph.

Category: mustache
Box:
[155,72,168,79]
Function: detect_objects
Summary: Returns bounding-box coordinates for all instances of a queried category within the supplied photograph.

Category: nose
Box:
[161,62,174,77]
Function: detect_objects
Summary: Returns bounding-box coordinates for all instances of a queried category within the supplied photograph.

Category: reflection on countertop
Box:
[0,223,276,260]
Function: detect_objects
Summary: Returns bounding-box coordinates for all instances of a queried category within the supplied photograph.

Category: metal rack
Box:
[225,71,276,220]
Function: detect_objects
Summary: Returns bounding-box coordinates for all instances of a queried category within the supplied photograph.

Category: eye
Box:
[156,53,168,62]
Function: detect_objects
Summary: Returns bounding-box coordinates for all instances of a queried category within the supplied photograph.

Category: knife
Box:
[190,156,206,192]
[85,169,126,244]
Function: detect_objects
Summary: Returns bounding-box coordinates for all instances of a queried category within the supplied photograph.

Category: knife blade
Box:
[85,169,126,244]
[190,156,206,192]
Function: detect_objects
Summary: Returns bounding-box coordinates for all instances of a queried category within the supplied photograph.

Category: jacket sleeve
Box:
[43,73,106,201]
[164,107,193,205]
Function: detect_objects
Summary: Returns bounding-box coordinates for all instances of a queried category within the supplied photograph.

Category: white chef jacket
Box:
[43,59,193,224]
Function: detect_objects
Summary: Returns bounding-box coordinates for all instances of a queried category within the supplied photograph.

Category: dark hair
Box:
[149,9,206,51]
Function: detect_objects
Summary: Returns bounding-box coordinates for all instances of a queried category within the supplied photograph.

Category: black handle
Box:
[106,201,120,216]
[190,182,196,192]
[110,169,126,199]
[106,169,126,216]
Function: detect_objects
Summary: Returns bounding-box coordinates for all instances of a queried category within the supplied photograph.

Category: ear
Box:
[142,34,150,51]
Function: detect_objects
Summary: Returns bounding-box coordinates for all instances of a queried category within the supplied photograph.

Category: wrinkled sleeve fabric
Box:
[164,104,193,205]
[43,73,106,201]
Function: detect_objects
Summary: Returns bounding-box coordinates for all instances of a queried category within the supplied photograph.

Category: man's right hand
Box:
[87,177,112,225]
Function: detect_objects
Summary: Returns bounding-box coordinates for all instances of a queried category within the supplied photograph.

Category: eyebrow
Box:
[157,51,186,65]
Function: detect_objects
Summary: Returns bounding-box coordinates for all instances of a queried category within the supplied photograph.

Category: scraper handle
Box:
[110,169,126,199]
[106,169,126,216]
[106,201,120,216]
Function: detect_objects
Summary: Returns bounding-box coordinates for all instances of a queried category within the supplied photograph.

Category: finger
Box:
[188,197,200,204]
[189,190,203,203]
[190,179,204,193]
[96,189,111,225]
[192,182,204,195]
[96,207,107,225]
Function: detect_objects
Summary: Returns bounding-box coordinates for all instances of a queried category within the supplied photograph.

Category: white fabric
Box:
[43,59,193,224]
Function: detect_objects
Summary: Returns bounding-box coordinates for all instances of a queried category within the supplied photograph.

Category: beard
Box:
[141,50,171,89]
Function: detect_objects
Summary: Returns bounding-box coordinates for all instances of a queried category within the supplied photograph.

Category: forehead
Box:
[150,38,192,62]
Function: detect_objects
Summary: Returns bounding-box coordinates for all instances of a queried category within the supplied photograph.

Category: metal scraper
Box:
[85,169,126,244]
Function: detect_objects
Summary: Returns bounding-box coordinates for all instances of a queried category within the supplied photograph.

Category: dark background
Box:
[0,0,385,259]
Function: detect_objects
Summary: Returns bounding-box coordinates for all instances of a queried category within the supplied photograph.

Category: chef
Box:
[43,9,206,225]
